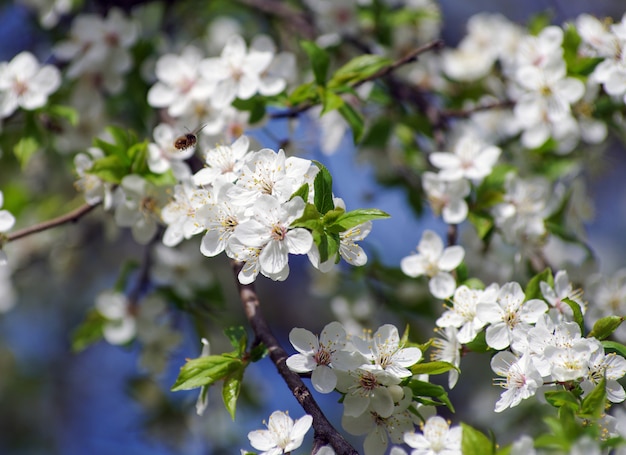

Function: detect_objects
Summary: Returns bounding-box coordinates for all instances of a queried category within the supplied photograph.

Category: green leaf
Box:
[544,390,580,411]
[224,326,247,357]
[231,96,267,124]
[321,89,345,114]
[288,82,318,105]
[328,54,392,88]
[322,208,345,226]
[71,309,106,352]
[47,104,79,126]
[171,355,242,391]
[580,376,606,419]
[290,183,309,203]
[464,331,490,353]
[330,208,390,232]
[129,141,149,175]
[13,136,39,168]
[89,155,131,184]
[249,342,268,362]
[461,423,495,455]
[222,365,244,420]
[290,203,323,230]
[410,361,456,375]
[563,297,584,335]
[475,165,516,210]
[301,40,329,86]
[338,102,364,143]
[524,268,552,301]
[313,161,335,214]
[588,316,624,341]
[315,231,341,264]
[467,212,494,240]
[602,340,626,358]
[407,379,454,412]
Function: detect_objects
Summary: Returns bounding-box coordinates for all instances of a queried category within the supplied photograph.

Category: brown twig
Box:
[440,99,515,119]
[6,202,101,243]
[231,261,358,455]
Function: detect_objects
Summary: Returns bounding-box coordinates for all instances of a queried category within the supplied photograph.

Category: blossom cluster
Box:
[53,8,139,94]
[431,269,626,413]
[146,34,294,148]
[286,321,452,455]
[149,136,370,284]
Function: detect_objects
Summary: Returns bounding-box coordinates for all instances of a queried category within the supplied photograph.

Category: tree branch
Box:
[270,39,445,120]
[6,202,101,243]
[231,261,358,455]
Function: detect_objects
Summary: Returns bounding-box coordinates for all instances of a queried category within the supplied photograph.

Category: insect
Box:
[173,124,207,151]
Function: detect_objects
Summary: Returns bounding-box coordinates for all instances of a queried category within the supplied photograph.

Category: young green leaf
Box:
[224,326,248,357]
[579,376,606,419]
[301,40,329,86]
[71,309,106,353]
[524,268,552,301]
[338,102,364,143]
[313,161,335,214]
[602,340,626,358]
[588,316,624,341]
[171,355,242,391]
[13,136,39,169]
[562,297,584,335]
[330,208,390,232]
[410,361,457,375]
[461,423,495,455]
[328,54,393,88]
[407,379,455,412]
[222,365,244,420]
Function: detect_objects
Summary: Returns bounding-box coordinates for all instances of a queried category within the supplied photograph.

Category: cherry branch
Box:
[6,202,101,243]
[231,261,358,455]
[270,39,444,120]
[440,99,515,119]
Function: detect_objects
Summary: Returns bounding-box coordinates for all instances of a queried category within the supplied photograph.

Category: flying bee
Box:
[173,124,207,151]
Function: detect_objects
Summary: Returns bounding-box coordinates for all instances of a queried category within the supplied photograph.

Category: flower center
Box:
[271,224,286,241]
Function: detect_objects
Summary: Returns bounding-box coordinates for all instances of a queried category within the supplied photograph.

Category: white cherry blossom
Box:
[476,281,547,350]
[95,291,136,345]
[233,195,312,280]
[286,321,353,393]
[53,8,138,93]
[436,284,498,344]
[193,135,251,186]
[352,324,422,379]
[247,410,312,455]
[491,351,543,412]
[540,270,585,321]
[115,175,169,244]
[147,46,215,118]
[199,34,274,108]
[429,135,501,183]
[0,51,61,118]
[404,415,462,455]
[431,326,462,389]
[422,172,470,225]
[400,230,465,299]
[580,339,626,403]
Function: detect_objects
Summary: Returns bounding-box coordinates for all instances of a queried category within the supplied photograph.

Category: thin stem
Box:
[231,261,358,455]
[6,202,101,243]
